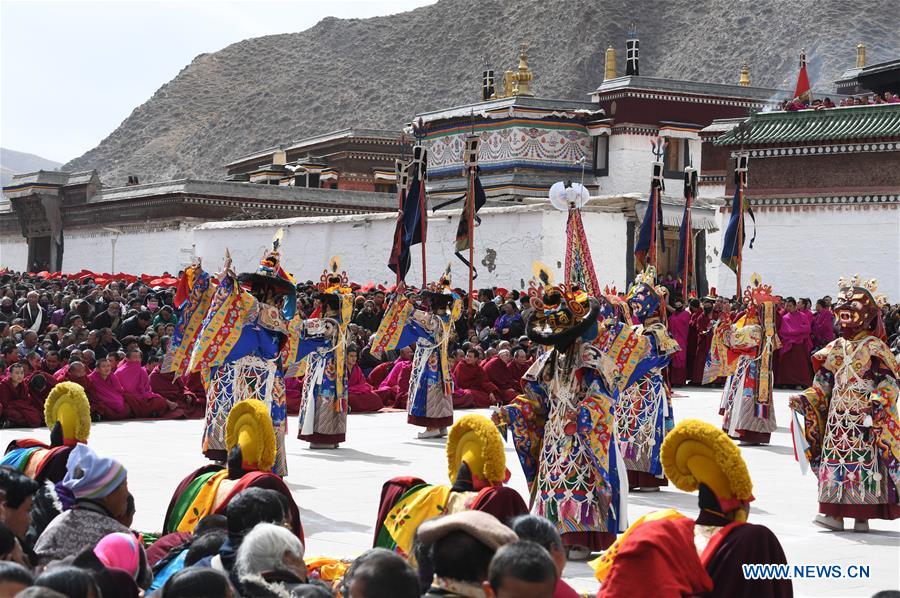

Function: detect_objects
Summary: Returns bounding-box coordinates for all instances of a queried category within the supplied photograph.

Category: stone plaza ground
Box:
[4,386,899,596]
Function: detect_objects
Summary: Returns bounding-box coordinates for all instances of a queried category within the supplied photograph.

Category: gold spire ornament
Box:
[856,43,866,68]
[604,46,617,81]
[502,69,515,98]
[739,61,750,86]
[513,45,534,96]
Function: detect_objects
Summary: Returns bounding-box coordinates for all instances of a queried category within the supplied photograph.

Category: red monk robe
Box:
[481,355,518,404]
[667,309,691,387]
[376,358,412,408]
[452,356,500,408]
[0,369,43,427]
[284,376,302,415]
[347,364,383,413]
[150,365,205,418]
[506,356,531,390]
[87,364,132,421]
[367,361,393,389]
[690,309,714,384]
[599,512,791,598]
[115,357,184,419]
[775,308,814,387]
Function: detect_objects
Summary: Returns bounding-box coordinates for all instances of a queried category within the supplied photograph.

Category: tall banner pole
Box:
[734,153,749,299]
[419,170,427,290]
[463,135,480,322]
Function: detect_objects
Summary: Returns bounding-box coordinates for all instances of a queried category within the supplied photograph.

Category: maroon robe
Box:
[347,364,383,413]
[506,360,531,391]
[115,360,183,419]
[149,365,205,418]
[600,512,791,598]
[667,309,691,386]
[775,310,814,387]
[691,311,713,384]
[284,376,302,414]
[0,376,42,427]
[482,356,519,404]
[376,359,412,408]
[452,361,500,408]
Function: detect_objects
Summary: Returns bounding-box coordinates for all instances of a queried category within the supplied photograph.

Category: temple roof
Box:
[592,75,788,103]
[413,95,601,126]
[714,104,900,146]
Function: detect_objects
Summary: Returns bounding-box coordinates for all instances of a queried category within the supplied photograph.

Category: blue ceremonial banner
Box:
[721,185,744,274]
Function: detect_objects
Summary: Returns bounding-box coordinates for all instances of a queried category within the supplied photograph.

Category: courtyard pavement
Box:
[3,386,898,596]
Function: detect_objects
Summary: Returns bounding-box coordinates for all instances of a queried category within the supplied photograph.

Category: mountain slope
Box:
[1,148,62,187]
[63,0,900,183]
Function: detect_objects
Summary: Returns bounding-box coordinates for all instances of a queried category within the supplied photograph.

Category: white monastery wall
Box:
[193,205,627,291]
[61,222,199,274]
[0,235,28,270]
[713,204,900,300]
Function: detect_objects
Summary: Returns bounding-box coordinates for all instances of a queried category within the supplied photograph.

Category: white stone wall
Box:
[598,135,703,197]
[712,204,900,300]
[0,235,28,271]
[60,222,200,274]
[193,205,626,290]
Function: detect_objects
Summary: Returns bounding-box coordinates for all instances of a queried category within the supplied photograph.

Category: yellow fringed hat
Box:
[44,382,91,446]
[661,419,754,519]
[446,414,506,485]
[225,399,276,472]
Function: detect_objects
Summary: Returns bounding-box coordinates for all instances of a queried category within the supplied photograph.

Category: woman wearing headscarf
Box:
[33,444,150,588]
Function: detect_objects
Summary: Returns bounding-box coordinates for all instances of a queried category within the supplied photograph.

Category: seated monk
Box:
[2,381,92,483]
[0,363,43,428]
[376,346,413,408]
[482,350,519,404]
[56,361,95,401]
[366,360,393,389]
[346,345,382,413]
[452,349,501,408]
[116,349,184,419]
[506,349,531,389]
[87,358,132,421]
[25,371,56,409]
[594,419,791,598]
[149,364,205,419]
[374,414,527,556]
[163,399,303,542]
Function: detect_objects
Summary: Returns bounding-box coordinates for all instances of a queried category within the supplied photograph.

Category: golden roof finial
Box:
[513,44,534,96]
[856,43,866,68]
[502,69,515,98]
[604,45,617,81]
[739,61,750,86]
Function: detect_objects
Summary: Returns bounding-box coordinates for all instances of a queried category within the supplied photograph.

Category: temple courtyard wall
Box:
[2,202,897,301]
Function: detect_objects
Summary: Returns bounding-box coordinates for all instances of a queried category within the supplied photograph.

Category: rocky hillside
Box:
[63,0,900,183]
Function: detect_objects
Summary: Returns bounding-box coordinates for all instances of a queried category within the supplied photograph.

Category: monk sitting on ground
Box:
[0,363,43,428]
[375,346,413,408]
[115,349,184,419]
[346,345,383,413]
[482,349,519,404]
[150,364,205,419]
[452,349,501,409]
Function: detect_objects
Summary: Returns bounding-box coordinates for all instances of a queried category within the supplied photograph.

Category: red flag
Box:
[794,52,811,101]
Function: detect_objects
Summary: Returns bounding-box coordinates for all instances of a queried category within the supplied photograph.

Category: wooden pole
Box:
[419,175,427,290]
[735,176,744,299]
[395,166,404,287]
[683,188,693,303]
[467,167,475,321]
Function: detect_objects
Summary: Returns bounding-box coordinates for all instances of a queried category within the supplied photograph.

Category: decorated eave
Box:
[410,95,604,130]
[3,170,100,199]
[713,103,900,147]
[591,75,788,107]
[225,128,406,170]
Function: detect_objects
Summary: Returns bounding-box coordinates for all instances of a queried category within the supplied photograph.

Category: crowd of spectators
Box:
[780,90,899,111]
[1,447,575,597]
[3,270,900,427]
[2,268,900,597]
